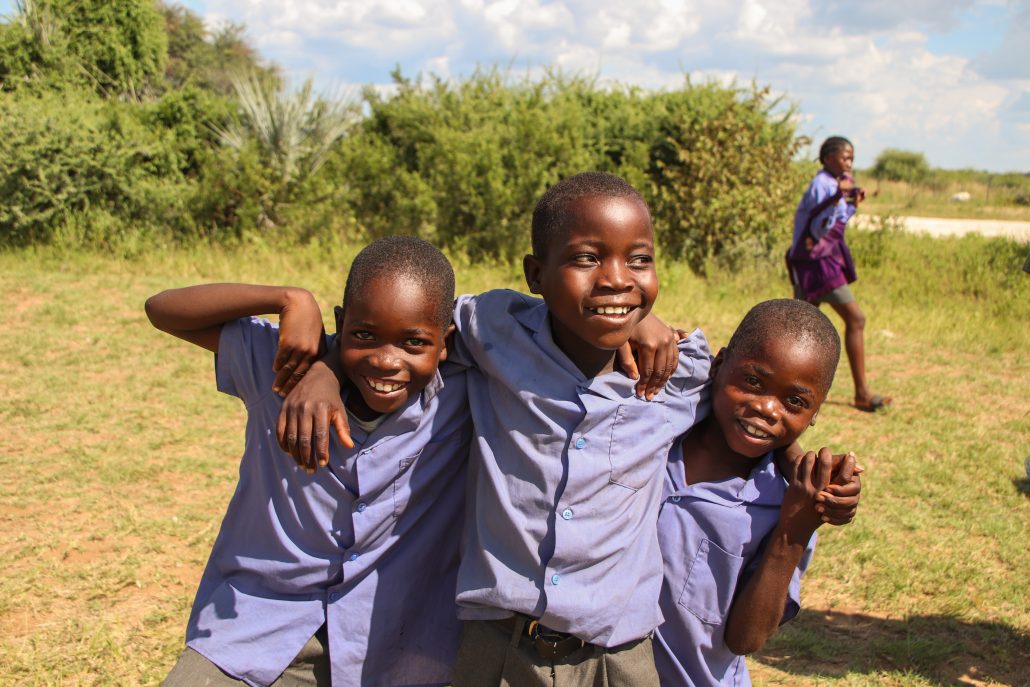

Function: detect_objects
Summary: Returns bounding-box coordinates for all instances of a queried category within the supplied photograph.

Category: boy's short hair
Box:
[531,172,651,258]
[726,299,841,392]
[343,236,455,329]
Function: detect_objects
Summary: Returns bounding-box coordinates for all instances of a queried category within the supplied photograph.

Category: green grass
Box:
[1,230,1028,686]
[856,175,1030,221]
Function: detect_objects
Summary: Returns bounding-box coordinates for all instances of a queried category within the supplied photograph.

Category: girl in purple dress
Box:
[786,136,890,412]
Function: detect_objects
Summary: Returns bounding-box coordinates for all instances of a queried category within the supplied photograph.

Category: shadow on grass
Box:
[1013,477,1030,501]
[754,609,1030,686]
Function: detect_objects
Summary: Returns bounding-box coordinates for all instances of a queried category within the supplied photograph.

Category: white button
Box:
[561,508,574,520]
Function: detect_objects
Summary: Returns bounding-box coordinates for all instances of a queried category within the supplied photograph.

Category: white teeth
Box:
[367,379,403,392]
[591,306,631,315]
[743,424,771,438]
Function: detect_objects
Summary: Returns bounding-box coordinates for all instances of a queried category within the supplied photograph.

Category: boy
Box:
[444,172,711,685]
[654,299,854,685]
[146,236,471,687]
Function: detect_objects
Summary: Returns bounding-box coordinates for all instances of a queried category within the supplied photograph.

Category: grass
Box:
[855,175,1030,222]
[1,228,1028,686]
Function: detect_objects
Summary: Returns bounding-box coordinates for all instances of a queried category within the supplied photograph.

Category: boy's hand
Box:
[272,290,327,396]
[620,313,679,400]
[780,448,834,542]
[276,359,353,473]
[817,451,862,526]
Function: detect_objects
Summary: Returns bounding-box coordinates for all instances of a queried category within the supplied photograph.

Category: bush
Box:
[871,148,931,184]
[0,90,193,248]
[337,70,804,267]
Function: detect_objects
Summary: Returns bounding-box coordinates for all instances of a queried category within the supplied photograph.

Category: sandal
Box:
[855,394,891,413]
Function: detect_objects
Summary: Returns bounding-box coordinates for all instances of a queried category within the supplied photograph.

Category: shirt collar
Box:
[666,449,786,508]
[512,297,643,402]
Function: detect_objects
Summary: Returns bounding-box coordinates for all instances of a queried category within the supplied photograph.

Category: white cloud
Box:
[195,0,1027,171]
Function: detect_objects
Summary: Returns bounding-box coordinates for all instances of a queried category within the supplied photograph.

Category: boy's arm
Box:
[619,313,681,400]
[145,283,325,395]
[723,448,860,655]
[277,340,354,473]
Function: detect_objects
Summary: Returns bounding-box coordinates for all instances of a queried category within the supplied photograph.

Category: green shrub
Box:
[337,70,803,267]
[871,148,931,184]
[0,90,193,248]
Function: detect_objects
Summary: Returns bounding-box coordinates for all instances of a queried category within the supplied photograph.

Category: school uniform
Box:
[168,317,471,687]
[653,448,816,687]
[786,170,858,304]
[446,290,711,684]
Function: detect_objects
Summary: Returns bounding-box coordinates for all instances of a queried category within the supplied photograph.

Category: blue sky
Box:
[3,0,1027,172]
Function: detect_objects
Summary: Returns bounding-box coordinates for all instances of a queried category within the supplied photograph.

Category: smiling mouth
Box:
[739,421,772,439]
[364,377,406,393]
[588,305,635,316]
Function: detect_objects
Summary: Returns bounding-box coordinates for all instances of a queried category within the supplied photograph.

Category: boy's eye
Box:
[573,254,599,265]
[352,331,374,341]
[744,375,761,387]
[404,337,429,348]
[629,254,653,267]
[786,395,808,409]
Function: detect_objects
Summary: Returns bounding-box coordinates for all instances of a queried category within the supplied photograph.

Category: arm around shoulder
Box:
[145,283,319,354]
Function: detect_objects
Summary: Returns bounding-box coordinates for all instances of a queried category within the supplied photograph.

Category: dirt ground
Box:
[854,215,1030,241]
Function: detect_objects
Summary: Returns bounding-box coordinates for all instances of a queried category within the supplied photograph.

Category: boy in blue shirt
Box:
[146,236,471,687]
[654,298,854,686]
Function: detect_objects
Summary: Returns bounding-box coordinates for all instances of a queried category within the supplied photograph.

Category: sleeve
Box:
[807,176,842,242]
[662,328,713,434]
[445,294,479,370]
[214,317,281,406]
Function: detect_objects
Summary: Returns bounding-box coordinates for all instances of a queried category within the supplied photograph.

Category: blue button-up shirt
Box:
[448,290,711,646]
[654,449,816,687]
[185,317,471,687]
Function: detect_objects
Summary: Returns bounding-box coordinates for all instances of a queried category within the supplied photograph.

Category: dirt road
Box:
[854,215,1030,242]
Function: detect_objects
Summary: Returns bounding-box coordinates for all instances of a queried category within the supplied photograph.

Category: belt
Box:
[494,614,589,660]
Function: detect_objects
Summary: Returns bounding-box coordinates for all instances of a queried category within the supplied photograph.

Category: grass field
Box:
[855,175,1030,222]
[1,227,1028,686]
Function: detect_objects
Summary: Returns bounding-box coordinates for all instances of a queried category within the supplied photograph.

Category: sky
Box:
[4,0,1028,171]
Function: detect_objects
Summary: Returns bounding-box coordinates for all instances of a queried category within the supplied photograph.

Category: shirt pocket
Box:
[676,538,744,624]
[392,451,423,518]
[607,403,669,490]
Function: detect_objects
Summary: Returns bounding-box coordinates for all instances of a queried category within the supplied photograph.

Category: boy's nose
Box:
[598,260,631,290]
[753,396,781,420]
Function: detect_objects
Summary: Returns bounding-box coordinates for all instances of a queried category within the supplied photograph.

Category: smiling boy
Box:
[654,299,857,686]
[443,173,711,686]
[146,237,471,687]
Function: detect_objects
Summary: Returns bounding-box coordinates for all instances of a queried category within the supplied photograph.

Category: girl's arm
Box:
[145,283,325,394]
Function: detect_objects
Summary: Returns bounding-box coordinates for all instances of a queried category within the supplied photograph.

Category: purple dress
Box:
[786,170,858,302]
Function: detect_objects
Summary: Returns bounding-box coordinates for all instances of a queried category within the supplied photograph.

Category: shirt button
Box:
[348,553,360,562]
[329,592,340,602]
[551,573,561,585]
[356,503,368,513]
[574,438,587,449]
[561,508,574,520]
[670,495,682,503]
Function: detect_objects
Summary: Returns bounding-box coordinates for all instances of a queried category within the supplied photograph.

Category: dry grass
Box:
[1,231,1027,686]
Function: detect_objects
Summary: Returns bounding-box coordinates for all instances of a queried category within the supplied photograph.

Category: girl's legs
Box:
[828,300,888,409]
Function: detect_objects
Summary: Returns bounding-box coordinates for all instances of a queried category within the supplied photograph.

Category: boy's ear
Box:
[334,305,345,334]
[809,410,819,427]
[710,347,727,378]
[439,323,456,362]
[523,254,542,294]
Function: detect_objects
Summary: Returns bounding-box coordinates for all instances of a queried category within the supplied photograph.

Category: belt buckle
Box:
[527,619,585,660]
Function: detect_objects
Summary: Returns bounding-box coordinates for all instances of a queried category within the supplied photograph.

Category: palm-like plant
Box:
[218,71,355,226]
